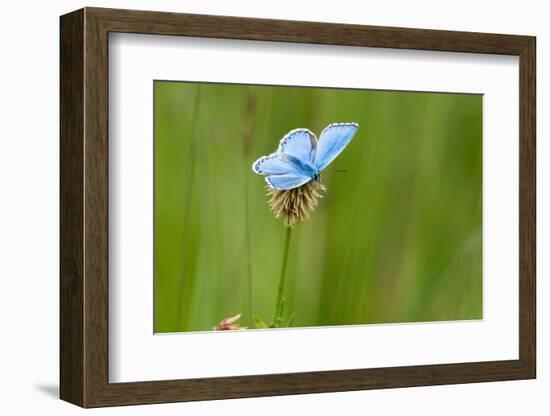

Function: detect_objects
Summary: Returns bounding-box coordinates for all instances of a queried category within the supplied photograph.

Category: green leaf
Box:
[253,315,268,329]
[286,313,296,327]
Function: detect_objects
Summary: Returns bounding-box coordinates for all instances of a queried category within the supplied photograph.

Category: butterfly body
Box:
[281,153,318,178]
[252,123,359,190]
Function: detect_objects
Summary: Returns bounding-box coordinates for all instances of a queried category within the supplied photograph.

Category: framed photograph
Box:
[60,7,536,407]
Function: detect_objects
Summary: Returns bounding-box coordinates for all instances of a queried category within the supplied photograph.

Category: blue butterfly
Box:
[252,122,359,190]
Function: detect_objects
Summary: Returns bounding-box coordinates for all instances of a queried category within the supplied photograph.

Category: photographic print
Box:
[154,81,482,333]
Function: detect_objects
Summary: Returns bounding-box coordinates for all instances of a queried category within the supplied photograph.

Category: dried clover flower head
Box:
[213,313,247,331]
[267,181,326,227]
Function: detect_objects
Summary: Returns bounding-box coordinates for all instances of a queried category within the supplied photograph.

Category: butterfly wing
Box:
[314,123,358,172]
[265,174,312,190]
[252,152,312,190]
[252,128,319,191]
[252,153,298,175]
[278,128,317,167]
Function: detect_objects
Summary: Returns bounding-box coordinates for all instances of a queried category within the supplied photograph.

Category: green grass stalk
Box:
[176,84,201,330]
[272,226,292,327]
[244,181,253,327]
[242,89,257,327]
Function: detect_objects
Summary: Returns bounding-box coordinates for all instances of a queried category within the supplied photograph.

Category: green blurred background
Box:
[154,81,482,333]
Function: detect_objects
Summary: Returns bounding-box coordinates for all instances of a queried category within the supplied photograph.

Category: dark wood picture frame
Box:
[60,7,536,408]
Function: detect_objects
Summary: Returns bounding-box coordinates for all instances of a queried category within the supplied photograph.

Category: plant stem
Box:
[176,84,201,331]
[242,88,257,328]
[272,226,292,327]
[244,180,253,327]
